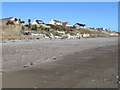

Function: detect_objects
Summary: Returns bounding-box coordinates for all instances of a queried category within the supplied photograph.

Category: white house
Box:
[49,19,72,27]
[49,19,62,25]
[96,28,106,31]
[1,17,24,25]
[62,22,72,27]
[32,18,45,25]
[74,23,86,29]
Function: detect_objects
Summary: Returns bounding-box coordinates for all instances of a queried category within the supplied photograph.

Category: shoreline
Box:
[1,37,119,43]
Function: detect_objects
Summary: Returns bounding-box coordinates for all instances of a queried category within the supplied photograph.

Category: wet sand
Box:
[2,37,119,88]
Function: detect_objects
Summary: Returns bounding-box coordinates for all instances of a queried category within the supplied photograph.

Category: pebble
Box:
[23,65,29,68]
[0,70,4,73]
[43,76,46,78]
[116,81,120,84]
[115,76,119,79]
[16,50,19,52]
[75,71,78,73]
[56,72,59,74]
[43,81,47,83]
[104,79,107,82]
[30,62,34,65]
[91,80,95,82]
[53,56,56,60]
[34,86,37,89]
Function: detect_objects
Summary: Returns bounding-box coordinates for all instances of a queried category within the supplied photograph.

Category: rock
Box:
[104,79,107,82]
[116,81,120,84]
[30,62,34,65]
[0,70,4,73]
[23,65,29,68]
[115,75,119,79]
[43,76,46,78]
[53,56,56,60]
[91,80,95,82]
[75,71,78,73]
[43,81,47,83]
[56,72,59,74]
[16,50,19,52]
[34,86,37,89]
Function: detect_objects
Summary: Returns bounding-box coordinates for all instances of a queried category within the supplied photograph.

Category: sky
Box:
[2,2,118,31]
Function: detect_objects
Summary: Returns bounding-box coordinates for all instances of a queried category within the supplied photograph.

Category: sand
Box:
[1,37,119,88]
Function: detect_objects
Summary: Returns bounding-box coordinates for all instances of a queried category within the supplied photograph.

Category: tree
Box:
[18,19,21,25]
[14,18,17,22]
[28,19,31,25]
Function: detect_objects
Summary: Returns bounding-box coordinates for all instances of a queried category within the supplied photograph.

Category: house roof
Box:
[53,19,61,23]
[0,17,14,20]
[0,17,15,24]
[75,23,86,26]
[36,20,44,24]
[62,22,69,26]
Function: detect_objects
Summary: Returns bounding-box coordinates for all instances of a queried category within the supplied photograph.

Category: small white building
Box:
[62,22,72,27]
[49,19,62,25]
[32,18,45,25]
[1,17,24,25]
[49,19,72,27]
[96,28,106,31]
[74,23,86,29]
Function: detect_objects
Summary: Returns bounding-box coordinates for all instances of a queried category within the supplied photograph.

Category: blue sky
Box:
[2,2,118,31]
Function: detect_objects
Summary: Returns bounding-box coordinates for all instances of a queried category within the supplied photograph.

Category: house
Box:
[49,19,62,25]
[62,22,72,27]
[89,27,95,30]
[0,17,24,25]
[32,18,45,25]
[96,28,106,31]
[49,19,72,27]
[1,17,14,24]
[32,18,51,28]
[74,23,86,29]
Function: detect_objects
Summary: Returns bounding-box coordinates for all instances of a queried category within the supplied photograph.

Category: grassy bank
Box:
[1,24,119,40]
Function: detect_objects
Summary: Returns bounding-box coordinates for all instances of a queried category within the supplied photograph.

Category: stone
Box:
[115,76,119,79]
[30,62,34,65]
[104,79,107,82]
[23,65,29,68]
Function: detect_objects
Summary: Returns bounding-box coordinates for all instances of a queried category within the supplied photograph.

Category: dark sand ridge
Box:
[1,37,118,88]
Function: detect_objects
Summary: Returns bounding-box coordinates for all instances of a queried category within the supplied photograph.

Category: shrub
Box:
[31,25,37,30]
[6,20,15,25]
[50,30,62,36]
[68,31,76,35]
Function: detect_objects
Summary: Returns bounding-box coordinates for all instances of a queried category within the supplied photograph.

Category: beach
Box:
[1,37,118,88]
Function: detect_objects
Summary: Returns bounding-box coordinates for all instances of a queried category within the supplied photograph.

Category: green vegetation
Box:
[50,29,62,36]
[68,31,76,35]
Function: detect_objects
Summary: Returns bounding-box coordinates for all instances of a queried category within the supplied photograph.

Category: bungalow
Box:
[31,18,51,28]
[49,19,72,27]
[49,19,62,25]
[74,23,86,29]
[32,18,45,25]
[96,28,106,31]
[1,17,24,25]
[62,22,72,27]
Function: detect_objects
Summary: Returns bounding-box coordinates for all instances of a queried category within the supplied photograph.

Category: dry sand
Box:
[1,37,119,88]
